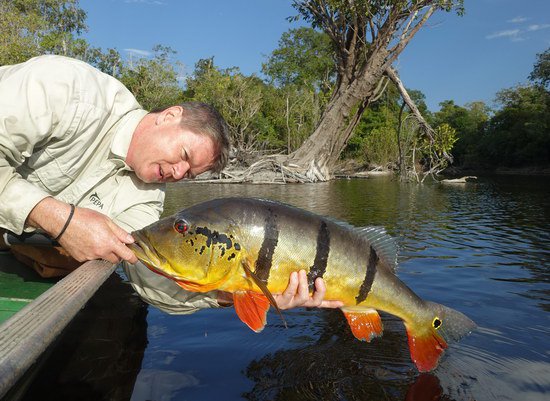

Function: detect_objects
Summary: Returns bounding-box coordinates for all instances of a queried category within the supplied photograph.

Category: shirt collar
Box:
[110,109,149,162]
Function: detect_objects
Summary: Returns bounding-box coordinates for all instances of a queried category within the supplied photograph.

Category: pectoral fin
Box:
[233,291,271,333]
[341,308,383,342]
[241,260,287,329]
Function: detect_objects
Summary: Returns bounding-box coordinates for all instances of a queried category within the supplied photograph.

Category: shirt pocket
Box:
[29,151,75,194]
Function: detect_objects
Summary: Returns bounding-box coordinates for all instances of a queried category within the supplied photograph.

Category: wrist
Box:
[53,203,75,241]
[26,198,75,239]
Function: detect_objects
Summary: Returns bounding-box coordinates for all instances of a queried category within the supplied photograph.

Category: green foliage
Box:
[363,124,399,166]
[185,60,278,159]
[344,82,403,165]
[118,45,184,110]
[262,27,335,94]
[529,47,550,89]
[427,123,458,159]
[477,85,550,167]
[291,1,465,30]
[0,0,87,65]
[432,100,490,166]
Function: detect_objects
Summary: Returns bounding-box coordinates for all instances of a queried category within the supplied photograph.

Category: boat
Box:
[0,249,116,398]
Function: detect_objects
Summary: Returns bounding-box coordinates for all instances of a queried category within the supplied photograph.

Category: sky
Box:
[80,0,550,111]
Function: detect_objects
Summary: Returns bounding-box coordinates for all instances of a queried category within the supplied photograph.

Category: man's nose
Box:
[173,162,189,180]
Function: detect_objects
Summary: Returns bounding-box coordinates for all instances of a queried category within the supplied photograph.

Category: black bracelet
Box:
[53,204,75,241]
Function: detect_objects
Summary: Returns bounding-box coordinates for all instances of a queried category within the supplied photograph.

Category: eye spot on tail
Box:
[432,317,442,329]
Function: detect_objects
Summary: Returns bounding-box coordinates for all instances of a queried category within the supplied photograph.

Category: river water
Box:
[14,175,550,401]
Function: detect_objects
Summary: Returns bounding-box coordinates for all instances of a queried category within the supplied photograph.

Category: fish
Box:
[129,197,475,372]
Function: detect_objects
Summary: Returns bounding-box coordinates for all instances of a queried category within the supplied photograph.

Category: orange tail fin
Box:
[233,291,270,333]
[341,308,383,342]
[405,301,476,371]
[405,326,448,372]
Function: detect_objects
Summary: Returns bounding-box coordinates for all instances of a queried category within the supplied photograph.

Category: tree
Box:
[432,100,490,166]
[479,85,549,167]
[119,45,184,111]
[262,27,335,95]
[186,60,273,161]
[0,0,87,65]
[529,47,550,89]
[282,0,463,181]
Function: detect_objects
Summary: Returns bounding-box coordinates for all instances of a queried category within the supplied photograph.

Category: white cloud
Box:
[486,29,520,40]
[487,20,550,42]
[508,16,528,24]
[527,24,550,31]
[124,0,166,5]
[124,48,152,57]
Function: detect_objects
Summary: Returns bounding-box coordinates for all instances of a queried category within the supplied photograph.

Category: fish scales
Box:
[224,199,375,304]
[130,197,476,372]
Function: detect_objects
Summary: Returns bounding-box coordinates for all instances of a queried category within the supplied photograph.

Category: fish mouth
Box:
[129,232,165,269]
[129,231,191,284]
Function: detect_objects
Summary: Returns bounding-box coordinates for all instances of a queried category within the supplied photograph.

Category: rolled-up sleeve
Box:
[0,60,73,233]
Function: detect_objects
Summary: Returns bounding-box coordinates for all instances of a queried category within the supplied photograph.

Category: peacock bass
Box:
[129,197,475,372]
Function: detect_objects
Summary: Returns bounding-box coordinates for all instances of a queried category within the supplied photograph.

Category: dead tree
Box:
[283,0,463,181]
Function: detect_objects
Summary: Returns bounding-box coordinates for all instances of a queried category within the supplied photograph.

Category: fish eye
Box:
[432,317,442,329]
[174,219,189,234]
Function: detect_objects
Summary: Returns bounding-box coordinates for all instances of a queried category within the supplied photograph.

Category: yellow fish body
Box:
[130,197,475,372]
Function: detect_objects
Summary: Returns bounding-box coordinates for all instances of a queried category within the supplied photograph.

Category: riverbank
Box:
[191,162,550,184]
[443,165,550,176]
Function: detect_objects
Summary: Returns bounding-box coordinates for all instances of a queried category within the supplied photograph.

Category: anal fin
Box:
[341,308,383,342]
[233,291,270,333]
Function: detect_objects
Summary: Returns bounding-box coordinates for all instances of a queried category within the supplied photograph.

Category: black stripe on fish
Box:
[254,208,279,283]
[355,245,378,304]
[307,220,330,291]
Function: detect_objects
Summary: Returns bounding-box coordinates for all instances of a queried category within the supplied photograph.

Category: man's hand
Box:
[27,197,137,264]
[273,269,343,310]
[216,269,343,309]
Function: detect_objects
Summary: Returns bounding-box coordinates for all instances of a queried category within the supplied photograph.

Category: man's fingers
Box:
[319,299,345,308]
[282,271,299,299]
[296,270,309,301]
[307,277,327,307]
[108,220,135,244]
[103,252,121,264]
[115,242,138,264]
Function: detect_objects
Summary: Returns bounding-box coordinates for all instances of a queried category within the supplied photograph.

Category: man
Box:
[0,55,341,313]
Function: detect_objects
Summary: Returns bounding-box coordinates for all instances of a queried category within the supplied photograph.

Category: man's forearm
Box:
[26,197,73,238]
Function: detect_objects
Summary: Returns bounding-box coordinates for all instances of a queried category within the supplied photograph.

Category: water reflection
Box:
[9,273,148,401]
[243,310,449,401]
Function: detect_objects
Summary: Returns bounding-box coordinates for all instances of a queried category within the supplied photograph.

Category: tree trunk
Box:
[288,52,388,181]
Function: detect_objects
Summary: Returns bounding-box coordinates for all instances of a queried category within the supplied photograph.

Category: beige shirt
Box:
[0,55,164,233]
[0,55,217,314]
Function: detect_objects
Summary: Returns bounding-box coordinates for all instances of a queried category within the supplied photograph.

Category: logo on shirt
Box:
[89,192,104,209]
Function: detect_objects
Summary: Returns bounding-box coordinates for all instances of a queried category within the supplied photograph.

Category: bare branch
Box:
[388,6,435,58]
[386,66,453,165]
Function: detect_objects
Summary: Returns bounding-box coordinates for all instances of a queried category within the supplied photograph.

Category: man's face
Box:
[128,112,217,184]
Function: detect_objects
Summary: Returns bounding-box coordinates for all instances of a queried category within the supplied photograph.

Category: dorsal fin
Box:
[321,217,399,272]
[356,226,398,272]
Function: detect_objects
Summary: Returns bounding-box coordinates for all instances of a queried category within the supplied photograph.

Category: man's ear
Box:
[156,106,184,125]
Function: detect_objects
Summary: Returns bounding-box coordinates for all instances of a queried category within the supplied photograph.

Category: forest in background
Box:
[1,0,549,179]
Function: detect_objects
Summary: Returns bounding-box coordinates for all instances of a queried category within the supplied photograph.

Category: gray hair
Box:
[150,102,230,173]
